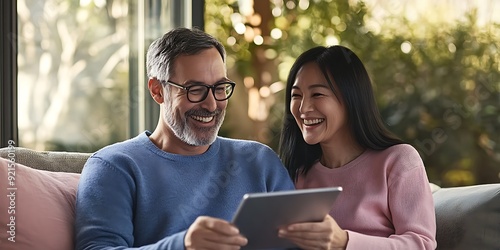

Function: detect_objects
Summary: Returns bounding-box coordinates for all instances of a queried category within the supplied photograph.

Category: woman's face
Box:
[290,62,350,146]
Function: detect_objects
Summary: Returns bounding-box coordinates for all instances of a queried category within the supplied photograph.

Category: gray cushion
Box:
[0,147,91,173]
[433,184,500,250]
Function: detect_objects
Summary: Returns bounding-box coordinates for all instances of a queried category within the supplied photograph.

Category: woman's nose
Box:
[299,98,313,113]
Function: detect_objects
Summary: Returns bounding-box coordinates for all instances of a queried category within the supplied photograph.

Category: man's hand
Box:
[185,216,248,250]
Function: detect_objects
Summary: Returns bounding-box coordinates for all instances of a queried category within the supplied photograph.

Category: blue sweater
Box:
[75,131,295,249]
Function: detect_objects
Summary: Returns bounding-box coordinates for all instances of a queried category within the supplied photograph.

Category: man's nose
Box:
[200,89,218,111]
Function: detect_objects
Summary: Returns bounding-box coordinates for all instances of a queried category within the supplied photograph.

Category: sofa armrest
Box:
[433,184,500,250]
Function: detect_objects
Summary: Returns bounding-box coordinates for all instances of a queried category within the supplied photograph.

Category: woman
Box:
[278,46,437,249]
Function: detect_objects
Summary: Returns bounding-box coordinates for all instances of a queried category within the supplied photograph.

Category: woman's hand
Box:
[278,214,348,250]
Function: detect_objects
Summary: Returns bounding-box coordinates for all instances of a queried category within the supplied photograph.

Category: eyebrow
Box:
[291,83,330,90]
[187,78,231,85]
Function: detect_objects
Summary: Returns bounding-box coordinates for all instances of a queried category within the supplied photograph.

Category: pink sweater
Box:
[296,144,437,250]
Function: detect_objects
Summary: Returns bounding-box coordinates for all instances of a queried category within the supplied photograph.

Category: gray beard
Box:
[164,104,225,146]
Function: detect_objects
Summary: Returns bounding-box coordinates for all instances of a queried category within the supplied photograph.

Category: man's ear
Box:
[148,78,164,104]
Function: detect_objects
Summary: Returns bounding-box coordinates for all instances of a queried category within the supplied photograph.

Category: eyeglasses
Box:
[163,80,236,103]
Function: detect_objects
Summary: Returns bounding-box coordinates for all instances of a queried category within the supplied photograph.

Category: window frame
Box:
[0,0,18,148]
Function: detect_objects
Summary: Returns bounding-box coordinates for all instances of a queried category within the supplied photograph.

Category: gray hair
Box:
[146,27,226,82]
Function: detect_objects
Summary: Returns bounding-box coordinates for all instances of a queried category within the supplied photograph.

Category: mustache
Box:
[186,108,222,117]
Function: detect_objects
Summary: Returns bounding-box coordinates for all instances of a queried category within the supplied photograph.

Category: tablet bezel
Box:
[231,187,342,249]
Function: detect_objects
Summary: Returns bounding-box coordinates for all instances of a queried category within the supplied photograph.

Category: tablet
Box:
[231,187,342,249]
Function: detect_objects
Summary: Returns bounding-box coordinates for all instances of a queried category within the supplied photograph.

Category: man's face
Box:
[162,47,228,146]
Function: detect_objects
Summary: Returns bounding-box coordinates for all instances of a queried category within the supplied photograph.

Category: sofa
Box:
[0,147,499,250]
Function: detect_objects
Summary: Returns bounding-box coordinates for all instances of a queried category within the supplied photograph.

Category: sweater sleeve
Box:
[345,164,437,250]
[75,157,185,250]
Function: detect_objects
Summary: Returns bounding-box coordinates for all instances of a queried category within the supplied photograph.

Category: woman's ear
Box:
[148,78,164,104]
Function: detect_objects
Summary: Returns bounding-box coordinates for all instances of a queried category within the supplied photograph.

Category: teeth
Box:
[304,119,324,125]
[192,116,214,123]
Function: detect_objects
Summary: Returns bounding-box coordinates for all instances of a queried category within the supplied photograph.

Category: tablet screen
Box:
[231,187,342,249]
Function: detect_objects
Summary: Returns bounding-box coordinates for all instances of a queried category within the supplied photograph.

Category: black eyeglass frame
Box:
[162,80,236,103]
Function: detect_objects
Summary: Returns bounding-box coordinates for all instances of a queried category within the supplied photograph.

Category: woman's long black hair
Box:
[278,46,405,181]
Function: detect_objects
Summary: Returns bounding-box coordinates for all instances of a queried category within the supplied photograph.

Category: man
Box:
[75,27,295,250]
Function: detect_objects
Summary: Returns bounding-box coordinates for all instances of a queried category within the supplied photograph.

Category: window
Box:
[1,0,205,152]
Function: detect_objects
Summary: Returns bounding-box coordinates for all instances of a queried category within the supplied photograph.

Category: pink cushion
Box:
[0,157,80,250]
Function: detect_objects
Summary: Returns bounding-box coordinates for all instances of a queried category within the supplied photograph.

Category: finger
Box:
[286,215,336,232]
[281,234,330,250]
[279,229,326,240]
[187,217,247,249]
[205,233,248,247]
[192,238,245,250]
[201,217,242,235]
[286,222,331,233]
[186,227,247,249]
[197,217,248,245]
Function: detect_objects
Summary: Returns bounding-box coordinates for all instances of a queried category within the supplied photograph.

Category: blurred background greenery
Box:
[15,0,499,187]
[205,0,500,187]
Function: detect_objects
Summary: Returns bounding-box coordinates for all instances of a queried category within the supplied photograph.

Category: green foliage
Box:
[206,0,500,187]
